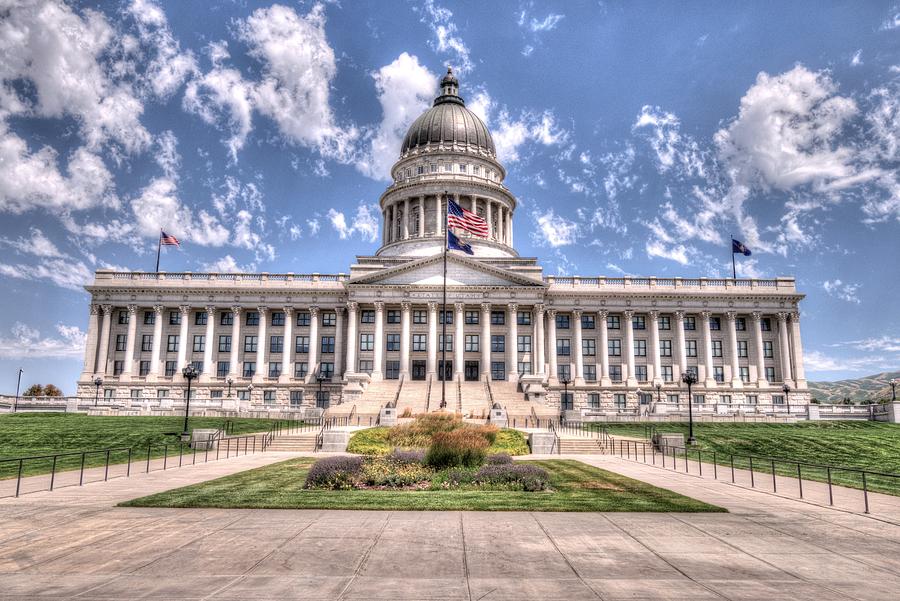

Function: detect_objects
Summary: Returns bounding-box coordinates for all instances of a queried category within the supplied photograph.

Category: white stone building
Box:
[77,70,809,417]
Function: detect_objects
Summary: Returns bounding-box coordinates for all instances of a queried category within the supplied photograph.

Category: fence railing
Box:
[611,438,900,515]
[0,433,266,499]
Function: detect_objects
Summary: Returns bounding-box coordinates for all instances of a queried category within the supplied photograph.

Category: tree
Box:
[22,384,43,397]
[42,384,63,397]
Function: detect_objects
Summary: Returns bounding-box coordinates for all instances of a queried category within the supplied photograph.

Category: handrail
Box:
[424,375,432,413]
[547,420,560,454]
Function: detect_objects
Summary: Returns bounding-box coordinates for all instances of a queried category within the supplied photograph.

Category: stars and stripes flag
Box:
[447,199,489,238]
[160,231,180,246]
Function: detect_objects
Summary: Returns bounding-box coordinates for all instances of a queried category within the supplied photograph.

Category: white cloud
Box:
[0,228,63,258]
[880,8,900,30]
[155,130,180,180]
[0,322,86,359]
[127,0,198,99]
[0,258,93,290]
[130,178,229,246]
[532,209,579,247]
[804,349,898,374]
[202,255,251,273]
[633,105,706,178]
[850,49,863,67]
[645,240,691,265]
[822,279,862,304]
[472,90,568,163]
[527,14,564,32]
[420,0,473,73]
[183,59,255,162]
[327,203,380,243]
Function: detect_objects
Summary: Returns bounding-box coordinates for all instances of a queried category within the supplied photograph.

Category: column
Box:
[202,306,215,378]
[427,302,437,376]
[402,198,410,239]
[254,306,267,382]
[280,306,293,382]
[95,304,113,376]
[333,306,345,381]
[346,302,358,375]
[435,196,442,236]
[599,310,610,386]
[573,309,584,385]
[481,303,491,377]
[498,207,504,245]
[400,301,411,377]
[649,310,661,385]
[471,196,477,213]
[546,308,558,381]
[419,197,425,238]
[777,312,794,386]
[81,304,101,377]
[382,209,388,245]
[507,303,518,381]
[623,310,636,386]
[175,305,190,373]
[535,304,545,376]
[726,311,742,388]
[307,306,319,380]
[122,305,138,378]
[674,311,687,379]
[454,302,464,377]
[508,211,513,247]
[751,312,767,387]
[790,312,806,389]
[701,311,715,387]
[486,199,494,240]
[150,305,163,378]
[228,306,241,378]
[372,302,384,380]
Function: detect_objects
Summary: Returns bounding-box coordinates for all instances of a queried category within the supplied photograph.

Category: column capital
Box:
[480,302,491,314]
[282,305,293,315]
[700,310,712,320]
[373,301,384,312]
[335,305,346,315]
[90,304,101,316]
[534,303,545,314]
[127,304,138,315]
[101,304,114,315]
[427,301,438,312]
[648,310,659,320]
[598,309,609,319]
[674,310,685,320]
[401,301,411,312]
[789,311,801,321]
[751,311,762,321]
[346,301,358,313]
[256,305,268,315]
[152,304,164,315]
[309,305,320,316]
[572,308,583,318]
[623,309,634,319]
[546,308,557,318]
[776,311,789,322]
[205,305,217,315]
[230,305,243,315]
[725,311,737,321]
[178,304,191,315]
[454,301,465,312]
[507,302,518,313]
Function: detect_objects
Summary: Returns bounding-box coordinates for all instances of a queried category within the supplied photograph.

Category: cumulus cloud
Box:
[531,209,580,247]
[0,322,86,359]
[420,0,473,73]
[202,255,252,273]
[524,13,564,32]
[130,178,229,246]
[822,279,862,304]
[471,90,568,163]
[633,106,707,178]
[327,204,380,243]
[0,258,94,290]
[127,0,198,99]
[0,228,63,258]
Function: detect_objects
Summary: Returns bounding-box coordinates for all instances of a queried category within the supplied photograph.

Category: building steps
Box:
[556,438,610,454]
[459,381,491,418]
[397,380,429,416]
[266,434,318,452]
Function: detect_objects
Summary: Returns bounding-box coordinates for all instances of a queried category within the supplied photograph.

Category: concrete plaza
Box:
[2,453,900,600]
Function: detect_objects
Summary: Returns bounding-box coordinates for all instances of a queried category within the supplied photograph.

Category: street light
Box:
[655,382,662,404]
[891,378,897,402]
[782,384,791,415]
[681,371,697,445]
[226,377,233,397]
[560,375,572,414]
[13,368,23,413]
[181,364,198,438]
[93,377,103,406]
[316,370,328,408]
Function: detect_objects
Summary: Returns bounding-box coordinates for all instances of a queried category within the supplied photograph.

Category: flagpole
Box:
[440,191,449,410]
[155,230,162,273]
[730,233,736,280]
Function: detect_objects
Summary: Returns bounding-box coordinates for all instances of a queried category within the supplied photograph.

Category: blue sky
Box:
[1,0,899,394]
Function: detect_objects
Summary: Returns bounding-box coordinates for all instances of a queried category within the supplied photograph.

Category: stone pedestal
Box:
[320,430,350,452]
[489,407,508,427]
[807,404,820,420]
[379,407,397,426]
[528,432,555,454]
[191,428,219,449]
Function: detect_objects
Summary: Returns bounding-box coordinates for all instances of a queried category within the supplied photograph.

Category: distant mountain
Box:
[808,371,900,404]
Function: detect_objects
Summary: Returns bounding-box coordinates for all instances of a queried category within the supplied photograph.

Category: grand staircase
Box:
[396,379,429,416]
[459,380,491,418]
[489,380,559,425]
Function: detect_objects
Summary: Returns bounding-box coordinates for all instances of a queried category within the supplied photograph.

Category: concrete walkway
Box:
[2,453,900,600]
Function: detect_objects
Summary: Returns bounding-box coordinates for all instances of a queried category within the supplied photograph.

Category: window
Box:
[588,393,600,409]
[295,335,310,353]
[358,334,373,352]
[417,165,424,175]
[491,335,505,353]
[165,361,176,376]
[113,360,124,375]
[270,336,283,353]
[139,361,151,376]
[714,367,725,383]
[413,310,427,324]
[557,339,570,356]
[465,310,479,325]
[607,315,620,329]
[738,340,748,358]
[693,394,706,405]
[610,365,623,382]
[321,336,335,354]
[491,361,506,381]
[614,393,627,410]
[635,365,648,382]
[517,361,531,374]
[321,312,336,327]
[709,317,721,331]
[358,360,373,374]
[712,340,723,358]
[385,361,400,380]
[459,163,466,173]
[246,311,259,326]
[130,389,141,399]
[740,367,750,383]
[269,362,282,378]
[157,389,168,399]
[772,394,785,405]
[686,340,698,357]
[238,390,250,401]
[556,314,570,329]
[413,334,427,352]
[660,339,672,357]
[193,335,205,353]
[166,335,178,353]
[220,311,233,326]
[632,315,646,330]
[115,334,126,352]
[195,311,208,326]
[760,317,772,331]
[582,314,595,329]
[766,367,776,382]
[118,310,129,325]
[386,334,400,352]
[218,335,231,352]
[169,311,181,326]
[290,390,304,406]
[297,312,311,327]
[217,362,229,377]
[490,311,505,325]
[208,389,222,399]
[735,317,746,331]
[465,335,479,352]
[513,335,530,353]
[243,362,256,377]
[763,341,774,358]
[244,336,258,353]
[431,163,438,173]
[746,394,758,405]
[104,388,113,400]
[685,366,699,379]
[561,390,573,411]
[661,365,673,382]
[517,311,531,325]
[189,359,201,374]
[639,392,653,405]
[144,311,156,325]
[440,334,453,352]
[684,316,696,331]
[608,339,622,356]
[582,339,596,356]
[436,310,452,324]
[141,334,152,352]
[387,310,401,324]
[557,364,571,381]
[270,311,285,326]
[659,316,671,330]
[721,394,732,405]
[295,362,308,378]
[667,394,680,404]
[634,340,647,357]
[584,364,597,382]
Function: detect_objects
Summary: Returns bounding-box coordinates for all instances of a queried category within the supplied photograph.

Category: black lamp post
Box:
[891,378,897,402]
[560,376,571,413]
[226,377,233,397]
[93,377,103,406]
[13,368,23,413]
[316,371,327,408]
[782,383,791,415]
[655,382,662,404]
[681,371,697,445]
[181,364,198,438]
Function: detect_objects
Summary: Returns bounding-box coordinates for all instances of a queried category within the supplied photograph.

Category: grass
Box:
[346,426,530,456]
[120,457,725,512]
[0,413,280,479]
[594,421,900,495]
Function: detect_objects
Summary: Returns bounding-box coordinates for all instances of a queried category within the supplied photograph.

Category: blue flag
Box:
[732,238,751,256]
[447,230,474,255]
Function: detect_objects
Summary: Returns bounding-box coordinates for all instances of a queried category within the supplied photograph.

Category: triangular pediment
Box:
[349,254,546,288]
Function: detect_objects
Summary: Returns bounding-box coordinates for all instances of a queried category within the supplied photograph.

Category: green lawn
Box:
[119,457,725,512]
[346,426,530,456]
[0,413,280,479]
[594,421,900,495]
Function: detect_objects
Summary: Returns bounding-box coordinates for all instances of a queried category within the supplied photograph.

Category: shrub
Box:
[444,468,476,486]
[474,464,550,491]
[485,453,513,465]
[304,456,364,490]
[346,427,391,455]
[400,407,413,418]
[488,429,530,456]
[425,429,490,468]
[388,449,425,465]
[361,457,432,487]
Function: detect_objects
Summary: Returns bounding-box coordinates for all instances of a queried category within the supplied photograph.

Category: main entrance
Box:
[464,361,480,381]
[411,360,426,380]
[437,360,453,381]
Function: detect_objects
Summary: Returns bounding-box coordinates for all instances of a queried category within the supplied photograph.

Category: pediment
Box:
[348,254,546,288]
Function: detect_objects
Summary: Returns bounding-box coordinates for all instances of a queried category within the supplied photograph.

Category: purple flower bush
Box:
[304,456,364,490]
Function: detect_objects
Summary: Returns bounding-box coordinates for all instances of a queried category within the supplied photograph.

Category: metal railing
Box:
[0,433,266,499]
[611,438,900,515]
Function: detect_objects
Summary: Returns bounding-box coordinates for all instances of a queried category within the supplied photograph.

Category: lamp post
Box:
[247,384,254,404]
[782,383,791,415]
[13,368,23,413]
[93,377,103,406]
[890,378,897,402]
[181,364,198,438]
[560,375,571,413]
[681,371,697,445]
[226,377,233,397]
[655,382,662,404]
[316,371,327,408]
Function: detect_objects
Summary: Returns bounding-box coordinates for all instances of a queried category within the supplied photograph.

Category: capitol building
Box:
[77,70,810,418]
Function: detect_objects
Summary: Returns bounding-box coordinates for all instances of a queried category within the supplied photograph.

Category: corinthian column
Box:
[674,311,687,379]
[481,303,491,378]
[507,303,518,381]
[122,305,138,379]
[254,306,268,382]
[623,310,636,386]
[346,302,358,376]
[95,304,113,377]
[454,302,464,378]
[649,310,662,385]
[546,308,558,382]
[573,309,584,385]
[280,306,293,383]
[726,311,742,388]
[599,309,610,386]
[307,306,319,381]
[777,312,794,387]
[535,304,545,376]
[790,312,806,389]
[400,301,411,377]
[149,305,163,380]
[372,302,384,380]
[701,311,715,387]
[82,304,101,378]
[228,306,242,378]
[427,302,437,376]
[751,312,767,388]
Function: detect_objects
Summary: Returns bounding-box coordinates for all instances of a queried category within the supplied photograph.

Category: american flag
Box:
[447,199,488,238]
[160,231,180,246]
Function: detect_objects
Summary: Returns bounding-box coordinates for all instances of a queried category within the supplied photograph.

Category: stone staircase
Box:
[491,379,559,425]
[556,437,610,454]
[397,379,429,416]
[266,433,318,452]
[459,380,491,419]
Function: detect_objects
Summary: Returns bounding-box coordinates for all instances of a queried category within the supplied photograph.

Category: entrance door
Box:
[438,360,453,381]
[411,361,426,381]
[464,361,480,381]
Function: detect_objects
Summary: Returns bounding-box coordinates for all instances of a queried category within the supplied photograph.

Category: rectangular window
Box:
[661,365,673,382]
[244,336,258,353]
[614,393,627,410]
[686,366,699,379]
[166,335,178,353]
[165,361,176,377]
[270,335,283,353]
[684,316,696,331]
[440,334,453,352]
[295,335,310,353]
[772,394,785,405]
[141,334,152,352]
[358,334,373,352]
[584,364,597,382]
[130,388,141,399]
[735,317,746,331]
[115,334,126,352]
[610,365,622,382]
[321,336,335,354]
[360,310,375,324]
[556,314,570,329]
[155,389,168,399]
[385,361,400,380]
[319,364,334,380]
[660,339,672,357]
[321,312,336,327]
[721,394,732,405]
[714,367,725,383]
[195,311,208,326]
[144,310,156,325]
[608,339,622,356]
[667,393,680,404]
[588,392,600,409]
[270,311,285,326]
[117,310,129,325]
[220,311,233,326]
[387,310,401,324]
[490,311,505,325]
[237,390,249,401]
[766,367,776,382]
[386,334,400,352]
[357,359,373,374]
[465,310,479,325]
[581,314,595,329]
[290,390,303,406]
[413,310,427,324]
[491,361,506,381]
[193,335,205,353]
[607,315,620,329]
[710,317,721,331]
[517,361,531,375]
[295,362,308,378]
[632,315,646,330]
[557,364,571,381]
[169,311,181,326]
[139,361,151,376]
[245,311,259,326]
[113,360,124,375]
[686,340,698,357]
[268,362,282,378]
[297,312,311,327]
[517,335,531,353]
[217,361,229,377]
[712,340,723,358]
[517,311,531,325]
[262,390,276,404]
[465,335,479,352]
[491,335,505,353]
[694,394,706,405]
[738,340,748,358]
[439,310,453,324]
[761,318,772,331]
[658,316,671,330]
[746,394,759,405]
[763,341,774,358]
[243,362,256,377]
[634,340,647,357]
[582,338,596,356]
[635,365,648,382]
[218,335,231,352]
[740,366,750,383]
[556,339,571,356]
[412,334,427,352]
